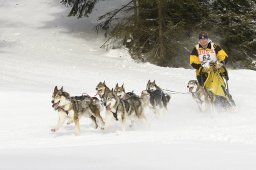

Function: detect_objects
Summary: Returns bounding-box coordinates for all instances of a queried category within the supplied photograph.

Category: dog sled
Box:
[200,61,236,111]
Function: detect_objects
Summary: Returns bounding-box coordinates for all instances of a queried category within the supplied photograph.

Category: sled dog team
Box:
[51,80,171,135]
[51,78,236,135]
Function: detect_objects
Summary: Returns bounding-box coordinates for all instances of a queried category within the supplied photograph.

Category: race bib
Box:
[198,49,217,64]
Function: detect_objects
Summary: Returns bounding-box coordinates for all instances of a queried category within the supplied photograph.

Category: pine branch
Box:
[96,0,133,32]
[61,0,99,18]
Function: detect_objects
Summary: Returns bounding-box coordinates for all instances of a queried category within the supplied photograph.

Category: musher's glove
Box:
[201,62,210,72]
[216,61,223,69]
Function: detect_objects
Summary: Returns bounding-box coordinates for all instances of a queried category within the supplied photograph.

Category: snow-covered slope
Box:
[1,0,256,169]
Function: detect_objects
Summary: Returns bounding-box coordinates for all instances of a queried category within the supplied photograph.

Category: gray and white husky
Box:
[51,86,105,135]
[114,83,138,100]
[187,80,235,112]
[114,83,146,118]
[187,80,211,112]
[105,89,146,130]
[95,81,111,106]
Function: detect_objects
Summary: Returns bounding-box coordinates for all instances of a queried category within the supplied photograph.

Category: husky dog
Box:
[187,80,235,112]
[51,86,105,135]
[140,90,151,108]
[114,83,145,118]
[114,83,138,100]
[95,81,117,127]
[146,80,171,110]
[95,81,111,106]
[105,89,146,130]
[114,83,126,98]
[187,80,211,112]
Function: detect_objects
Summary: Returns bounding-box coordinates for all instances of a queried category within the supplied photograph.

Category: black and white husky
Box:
[146,80,171,114]
[51,86,104,135]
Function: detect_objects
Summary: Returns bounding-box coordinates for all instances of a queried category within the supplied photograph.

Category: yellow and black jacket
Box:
[190,42,228,75]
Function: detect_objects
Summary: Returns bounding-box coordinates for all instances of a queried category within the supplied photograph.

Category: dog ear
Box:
[103,81,106,85]
[54,86,58,92]
[115,83,118,88]
[147,80,150,87]
[60,86,63,92]
[153,80,156,84]
[146,80,150,90]
[121,84,125,92]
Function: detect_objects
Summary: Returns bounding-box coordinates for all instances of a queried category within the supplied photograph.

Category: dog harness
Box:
[191,85,208,103]
[111,106,119,121]
[55,98,75,116]
[110,100,130,121]
[57,107,69,115]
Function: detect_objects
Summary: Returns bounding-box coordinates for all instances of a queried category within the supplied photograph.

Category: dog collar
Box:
[57,107,69,115]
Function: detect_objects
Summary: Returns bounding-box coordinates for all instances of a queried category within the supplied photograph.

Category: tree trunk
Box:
[157,0,165,65]
[133,0,140,25]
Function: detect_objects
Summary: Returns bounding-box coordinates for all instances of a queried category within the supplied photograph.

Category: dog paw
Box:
[93,124,98,129]
[51,128,56,132]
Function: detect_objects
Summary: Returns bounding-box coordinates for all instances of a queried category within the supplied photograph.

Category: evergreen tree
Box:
[108,0,170,66]
[207,0,256,69]
[61,0,256,69]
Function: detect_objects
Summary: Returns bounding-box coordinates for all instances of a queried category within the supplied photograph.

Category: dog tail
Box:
[161,93,171,109]
[165,93,171,103]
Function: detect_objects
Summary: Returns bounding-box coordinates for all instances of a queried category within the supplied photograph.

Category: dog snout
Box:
[51,100,54,104]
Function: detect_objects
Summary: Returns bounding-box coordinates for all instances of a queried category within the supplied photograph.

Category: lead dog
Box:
[51,86,104,135]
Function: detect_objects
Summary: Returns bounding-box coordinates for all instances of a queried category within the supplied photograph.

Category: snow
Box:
[1,0,256,169]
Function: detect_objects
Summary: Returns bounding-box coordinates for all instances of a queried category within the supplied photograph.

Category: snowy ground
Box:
[1,0,256,169]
